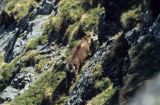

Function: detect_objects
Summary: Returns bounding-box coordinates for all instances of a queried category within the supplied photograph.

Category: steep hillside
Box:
[0,0,160,105]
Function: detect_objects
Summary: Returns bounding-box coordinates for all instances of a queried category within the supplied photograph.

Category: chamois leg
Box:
[65,70,75,95]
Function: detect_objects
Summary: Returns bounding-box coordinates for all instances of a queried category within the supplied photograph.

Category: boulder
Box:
[0,86,19,101]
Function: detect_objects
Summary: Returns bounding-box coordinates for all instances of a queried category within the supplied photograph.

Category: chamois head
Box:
[85,30,98,43]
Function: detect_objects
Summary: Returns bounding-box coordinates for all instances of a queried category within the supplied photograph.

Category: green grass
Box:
[58,0,85,23]
[81,6,103,31]
[59,0,103,31]
[88,63,114,105]
[91,64,103,78]
[5,0,38,20]
[94,78,111,92]
[43,16,63,35]
[10,70,66,105]
[26,35,48,50]
[120,7,141,29]
[0,52,24,91]
[21,50,39,63]
[26,38,38,50]
[87,86,115,105]
[41,0,103,46]
[36,58,47,72]
[37,35,48,45]
[0,52,4,66]
[64,22,81,44]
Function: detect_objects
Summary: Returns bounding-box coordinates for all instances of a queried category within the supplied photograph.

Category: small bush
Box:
[81,6,103,31]
[26,35,48,50]
[43,16,63,34]
[91,64,103,78]
[1,63,15,81]
[37,35,48,45]
[58,0,84,22]
[64,22,81,44]
[94,78,111,92]
[0,52,24,91]
[87,86,115,105]
[5,0,37,20]
[21,50,39,63]
[52,16,63,32]
[26,38,38,50]
[120,7,141,29]
[36,58,47,72]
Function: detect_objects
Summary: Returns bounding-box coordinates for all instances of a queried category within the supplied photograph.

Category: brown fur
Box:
[65,31,97,87]
[66,34,93,74]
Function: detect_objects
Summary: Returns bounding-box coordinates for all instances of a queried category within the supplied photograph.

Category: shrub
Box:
[91,64,103,78]
[26,35,48,50]
[64,22,81,45]
[58,0,84,22]
[36,58,47,72]
[37,35,48,45]
[26,38,38,50]
[51,16,63,32]
[81,6,103,31]
[120,7,142,29]
[5,0,38,20]
[21,50,39,63]
[94,78,111,92]
[43,16,63,34]
[0,52,24,91]
[87,86,115,105]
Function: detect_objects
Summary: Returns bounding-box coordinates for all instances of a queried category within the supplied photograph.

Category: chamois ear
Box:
[85,31,90,35]
[84,31,91,38]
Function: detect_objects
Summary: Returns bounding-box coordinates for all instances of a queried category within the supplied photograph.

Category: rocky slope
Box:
[0,0,160,105]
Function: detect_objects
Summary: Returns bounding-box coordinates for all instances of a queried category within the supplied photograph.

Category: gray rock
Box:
[149,15,160,38]
[0,86,19,101]
[11,71,36,89]
[125,27,140,46]
[137,36,146,43]
[4,28,21,63]
[34,0,57,15]
[0,29,14,52]
[0,67,37,102]
[0,0,5,11]
[12,15,50,59]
